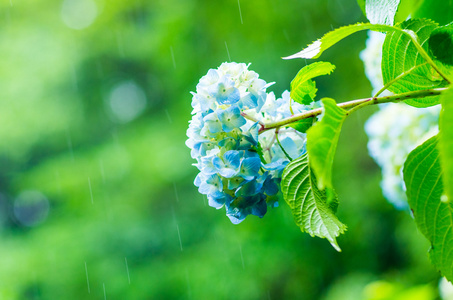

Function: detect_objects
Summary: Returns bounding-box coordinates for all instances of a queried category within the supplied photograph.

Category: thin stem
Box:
[373,62,428,98]
[241,111,264,125]
[275,129,293,161]
[259,87,446,133]
[289,99,294,115]
[345,100,372,115]
[406,31,451,84]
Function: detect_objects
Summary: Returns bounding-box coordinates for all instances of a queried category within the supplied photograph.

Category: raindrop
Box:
[61,0,98,30]
[172,207,183,251]
[225,41,231,62]
[13,190,49,227]
[176,223,183,251]
[237,0,243,24]
[164,109,172,123]
[88,177,94,204]
[125,257,131,284]
[85,262,91,293]
[239,244,245,269]
[107,80,147,123]
[170,46,176,69]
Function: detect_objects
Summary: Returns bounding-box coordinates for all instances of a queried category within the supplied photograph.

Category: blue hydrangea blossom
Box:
[186,62,309,223]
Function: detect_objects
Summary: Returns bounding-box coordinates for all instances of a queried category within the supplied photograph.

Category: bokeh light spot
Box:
[13,190,50,227]
[108,81,147,123]
[61,0,98,30]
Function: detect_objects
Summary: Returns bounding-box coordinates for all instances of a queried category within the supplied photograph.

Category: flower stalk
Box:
[259,87,447,133]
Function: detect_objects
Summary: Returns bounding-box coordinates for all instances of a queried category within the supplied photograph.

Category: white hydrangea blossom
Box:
[365,103,440,208]
[252,91,309,165]
[361,31,440,209]
[439,277,453,300]
[360,31,388,96]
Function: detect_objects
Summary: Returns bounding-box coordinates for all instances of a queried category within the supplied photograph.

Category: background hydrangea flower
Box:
[365,103,440,209]
[186,62,309,223]
[360,31,440,209]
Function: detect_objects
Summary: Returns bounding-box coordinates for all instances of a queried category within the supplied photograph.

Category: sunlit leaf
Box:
[307,98,347,191]
[357,0,366,16]
[403,136,453,282]
[365,0,401,25]
[394,0,425,23]
[413,0,453,26]
[281,153,346,251]
[283,22,407,60]
[290,62,335,105]
[439,88,453,205]
[289,117,315,133]
[382,18,448,107]
[429,22,453,66]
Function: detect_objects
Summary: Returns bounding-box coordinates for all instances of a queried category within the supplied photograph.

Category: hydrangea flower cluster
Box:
[365,103,439,209]
[186,62,308,223]
[361,31,440,209]
[360,31,386,95]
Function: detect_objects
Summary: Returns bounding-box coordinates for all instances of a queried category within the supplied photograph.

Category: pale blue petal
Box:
[219,168,237,178]
[280,137,298,159]
[239,157,261,179]
[235,179,263,197]
[223,150,241,169]
[226,206,248,224]
[263,159,287,171]
[217,106,246,132]
[201,156,217,175]
[263,178,279,196]
[208,192,230,209]
[212,156,225,170]
[194,172,204,187]
[251,198,267,218]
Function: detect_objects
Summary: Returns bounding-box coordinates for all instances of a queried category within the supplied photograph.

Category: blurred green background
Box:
[0,0,444,299]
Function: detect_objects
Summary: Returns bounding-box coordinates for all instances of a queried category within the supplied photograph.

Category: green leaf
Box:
[293,79,317,105]
[413,0,453,26]
[429,22,453,66]
[281,153,347,251]
[365,0,401,25]
[289,117,315,133]
[306,98,347,190]
[382,18,448,107]
[439,88,453,206]
[403,136,453,281]
[290,62,335,105]
[394,0,424,23]
[357,0,366,16]
[283,22,411,60]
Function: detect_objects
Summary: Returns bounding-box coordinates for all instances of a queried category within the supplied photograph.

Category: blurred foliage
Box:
[0,0,444,299]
